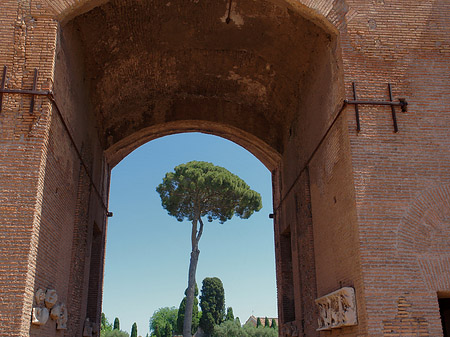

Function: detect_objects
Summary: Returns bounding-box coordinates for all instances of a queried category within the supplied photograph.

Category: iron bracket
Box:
[0,66,51,114]
[344,82,408,133]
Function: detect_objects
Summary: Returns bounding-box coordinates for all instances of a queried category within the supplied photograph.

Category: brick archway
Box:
[0,0,352,336]
[2,0,450,336]
[52,0,347,334]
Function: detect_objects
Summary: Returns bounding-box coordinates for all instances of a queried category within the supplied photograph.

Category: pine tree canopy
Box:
[156,161,262,223]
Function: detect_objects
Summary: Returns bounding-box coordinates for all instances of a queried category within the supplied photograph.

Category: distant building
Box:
[244,315,278,328]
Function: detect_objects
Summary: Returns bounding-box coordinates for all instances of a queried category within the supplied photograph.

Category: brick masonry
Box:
[0,0,449,336]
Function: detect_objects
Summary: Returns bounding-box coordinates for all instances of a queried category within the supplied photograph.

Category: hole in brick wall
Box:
[439,297,450,337]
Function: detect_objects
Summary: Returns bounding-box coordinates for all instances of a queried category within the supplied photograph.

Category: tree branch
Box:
[197,217,204,242]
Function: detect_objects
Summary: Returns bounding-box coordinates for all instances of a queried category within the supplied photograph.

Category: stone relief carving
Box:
[32,289,49,326]
[51,303,68,330]
[35,289,45,305]
[45,289,58,309]
[32,307,49,326]
[31,288,67,329]
[280,321,298,337]
[315,287,357,331]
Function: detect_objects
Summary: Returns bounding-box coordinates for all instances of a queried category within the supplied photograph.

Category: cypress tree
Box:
[265,317,270,328]
[256,317,262,328]
[199,277,225,335]
[225,307,234,321]
[131,322,138,337]
[271,319,277,330]
[113,317,120,330]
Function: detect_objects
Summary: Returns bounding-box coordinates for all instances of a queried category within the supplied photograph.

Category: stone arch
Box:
[104,120,282,170]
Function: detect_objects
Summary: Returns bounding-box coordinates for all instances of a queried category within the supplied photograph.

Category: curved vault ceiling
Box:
[67,0,334,163]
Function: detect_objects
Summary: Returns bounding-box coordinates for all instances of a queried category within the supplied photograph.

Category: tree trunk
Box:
[183,248,199,336]
[183,218,201,337]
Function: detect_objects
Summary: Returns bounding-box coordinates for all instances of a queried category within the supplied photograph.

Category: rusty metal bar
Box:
[388,83,398,132]
[352,82,361,132]
[0,65,110,215]
[0,66,51,114]
[344,82,408,132]
[47,94,110,214]
[226,0,232,24]
[29,69,38,114]
[344,99,406,107]
[0,66,6,114]
[0,88,50,95]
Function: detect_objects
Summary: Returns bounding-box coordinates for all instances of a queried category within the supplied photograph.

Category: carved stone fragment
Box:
[315,287,357,331]
[34,289,45,306]
[55,303,68,330]
[31,307,49,326]
[45,289,58,309]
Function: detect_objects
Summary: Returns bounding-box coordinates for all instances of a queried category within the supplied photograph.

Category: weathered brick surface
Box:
[0,0,449,336]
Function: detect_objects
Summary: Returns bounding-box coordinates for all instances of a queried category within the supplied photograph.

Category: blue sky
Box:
[103,133,277,336]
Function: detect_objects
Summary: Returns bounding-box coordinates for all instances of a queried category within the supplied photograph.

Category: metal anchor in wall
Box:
[0,65,51,114]
[345,82,408,133]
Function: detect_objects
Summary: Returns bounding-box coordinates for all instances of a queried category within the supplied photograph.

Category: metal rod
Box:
[0,66,6,114]
[29,69,38,114]
[226,0,232,24]
[388,83,398,132]
[344,99,404,107]
[352,82,361,132]
[0,88,50,95]
[48,94,109,214]
[275,101,348,213]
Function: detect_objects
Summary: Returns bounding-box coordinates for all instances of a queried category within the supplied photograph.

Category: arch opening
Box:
[103,132,277,336]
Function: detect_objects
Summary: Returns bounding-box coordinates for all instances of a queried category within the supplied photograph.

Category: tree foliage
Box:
[156,161,261,337]
[114,318,120,330]
[225,307,234,322]
[103,331,129,337]
[149,307,178,337]
[213,321,278,337]
[156,161,262,224]
[101,313,113,334]
[212,320,242,337]
[242,325,278,337]
[264,317,270,328]
[199,277,225,335]
[270,319,277,330]
[256,318,262,328]
[131,323,137,337]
